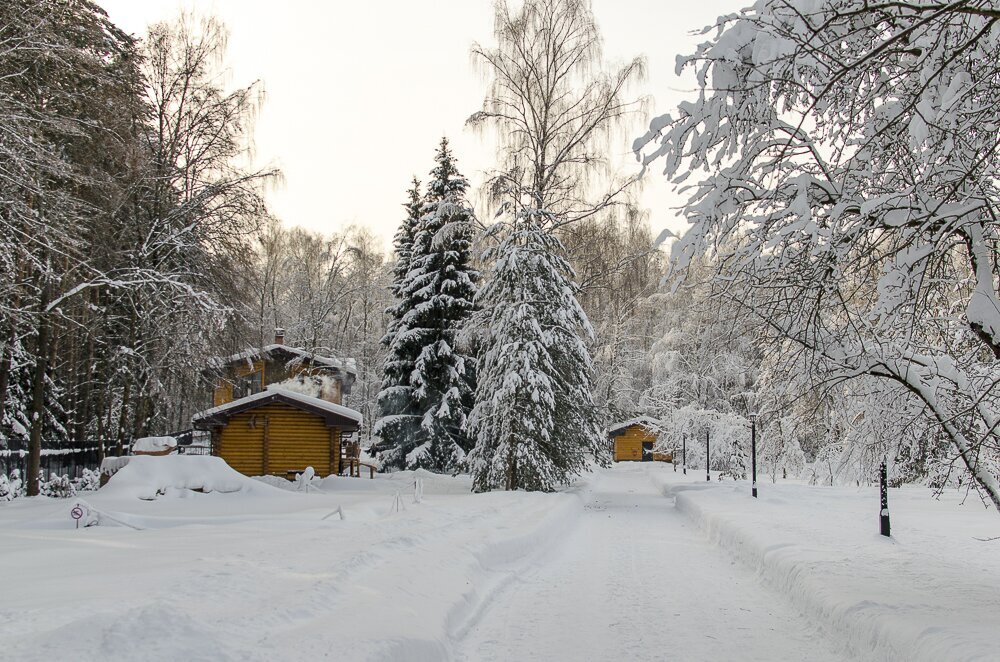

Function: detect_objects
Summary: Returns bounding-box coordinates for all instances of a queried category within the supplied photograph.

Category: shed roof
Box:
[192,386,362,431]
[607,415,662,436]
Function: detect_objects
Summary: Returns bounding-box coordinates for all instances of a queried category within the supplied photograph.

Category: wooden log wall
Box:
[216,403,338,477]
[613,425,658,462]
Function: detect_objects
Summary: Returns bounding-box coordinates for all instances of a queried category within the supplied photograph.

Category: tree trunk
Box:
[0,318,16,427]
[27,289,51,496]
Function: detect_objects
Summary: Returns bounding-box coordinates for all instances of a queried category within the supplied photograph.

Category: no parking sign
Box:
[70,503,89,529]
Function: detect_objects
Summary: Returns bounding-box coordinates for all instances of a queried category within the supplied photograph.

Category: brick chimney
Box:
[274,327,285,345]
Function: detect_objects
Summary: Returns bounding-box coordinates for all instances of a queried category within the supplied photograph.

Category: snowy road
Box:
[458,465,851,661]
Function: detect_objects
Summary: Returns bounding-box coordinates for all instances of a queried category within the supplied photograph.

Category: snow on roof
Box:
[132,436,177,452]
[607,415,662,435]
[191,386,363,426]
[211,344,357,377]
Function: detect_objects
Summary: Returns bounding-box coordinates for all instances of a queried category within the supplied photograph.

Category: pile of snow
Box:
[131,436,177,454]
[252,474,297,490]
[100,455,285,500]
[648,465,1000,662]
[100,456,130,476]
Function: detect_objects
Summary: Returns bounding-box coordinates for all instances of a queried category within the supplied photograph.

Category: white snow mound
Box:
[131,435,177,453]
[100,455,285,500]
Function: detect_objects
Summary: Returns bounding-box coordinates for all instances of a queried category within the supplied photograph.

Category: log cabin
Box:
[607,416,672,463]
[191,331,363,479]
[191,388,361,479]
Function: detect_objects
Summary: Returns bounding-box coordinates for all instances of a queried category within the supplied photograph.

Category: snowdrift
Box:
[649,467,1000,662]
[100,455,285,500]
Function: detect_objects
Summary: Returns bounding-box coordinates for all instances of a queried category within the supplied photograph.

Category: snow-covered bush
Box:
[40,473,75,498]
[657,406,749,478]
[0,473,13,501]
[0,467,99,500]
[72,468,101,493]
[0,469,24,501]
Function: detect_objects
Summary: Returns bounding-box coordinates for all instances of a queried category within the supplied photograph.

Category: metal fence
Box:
[0,429,212,481]
[0,447,102,481]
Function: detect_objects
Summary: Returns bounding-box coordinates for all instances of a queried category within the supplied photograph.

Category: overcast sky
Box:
[96,0,746,250]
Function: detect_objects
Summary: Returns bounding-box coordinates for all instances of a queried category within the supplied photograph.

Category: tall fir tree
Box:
[372,179,424,457]
[376,139,479,472]
[467,208,605,492]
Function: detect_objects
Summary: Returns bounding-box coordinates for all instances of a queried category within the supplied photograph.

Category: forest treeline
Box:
[2,0,997,505]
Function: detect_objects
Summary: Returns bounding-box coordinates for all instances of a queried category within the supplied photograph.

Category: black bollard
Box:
[706,430,711,482]
[682,435,687,475]
[750,413,758,498]
[879,461,891,537]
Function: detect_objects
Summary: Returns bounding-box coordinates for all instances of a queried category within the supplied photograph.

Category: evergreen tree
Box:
[372,179,424,460]
[467,209,605,492]
[390,179,422,299]
[376,139,479,472]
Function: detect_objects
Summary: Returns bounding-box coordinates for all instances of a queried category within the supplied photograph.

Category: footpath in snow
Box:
[648,465,1000,662]
[458,465,848,662]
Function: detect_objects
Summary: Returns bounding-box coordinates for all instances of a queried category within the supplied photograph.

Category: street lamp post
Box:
[749,412,758,498]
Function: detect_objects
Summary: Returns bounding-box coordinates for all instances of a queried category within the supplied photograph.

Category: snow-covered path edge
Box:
[656,479,893,660]
[651,472,987,662]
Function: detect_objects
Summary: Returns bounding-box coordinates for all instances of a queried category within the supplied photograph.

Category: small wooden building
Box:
[191,388,362,479]
[607,416,671,463]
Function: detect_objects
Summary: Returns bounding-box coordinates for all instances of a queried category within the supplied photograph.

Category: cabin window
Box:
[234,371,263,399]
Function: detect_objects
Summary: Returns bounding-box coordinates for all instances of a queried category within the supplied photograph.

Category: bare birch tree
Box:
[469,0,646,225]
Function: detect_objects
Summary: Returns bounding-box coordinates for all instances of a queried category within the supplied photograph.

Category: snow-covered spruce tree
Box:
[467,209,605,492]
[377,140,479,472]
[373,179,425,463]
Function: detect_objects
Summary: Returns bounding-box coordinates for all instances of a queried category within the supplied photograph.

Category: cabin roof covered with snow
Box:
[208,344,357,378]
[607,416,661,436]
[192,386,362,430]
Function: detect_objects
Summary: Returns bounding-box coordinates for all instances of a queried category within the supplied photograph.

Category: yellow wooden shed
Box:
[191,388,362,479]
[607,416,671,463]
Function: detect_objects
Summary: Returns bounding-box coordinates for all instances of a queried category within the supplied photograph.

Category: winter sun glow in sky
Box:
[96,0,746,248]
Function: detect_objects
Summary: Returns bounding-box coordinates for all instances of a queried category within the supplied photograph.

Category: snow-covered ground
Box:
[1,460,997,661]
[458,467,847,661]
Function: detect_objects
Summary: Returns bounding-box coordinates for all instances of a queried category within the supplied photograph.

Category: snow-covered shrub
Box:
[40,473,75,498]
[0,469,24,501]
[72,468,101,493]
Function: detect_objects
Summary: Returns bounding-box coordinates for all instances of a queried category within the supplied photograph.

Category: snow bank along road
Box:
[648,467,1000,662]
[458,465,847,661]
